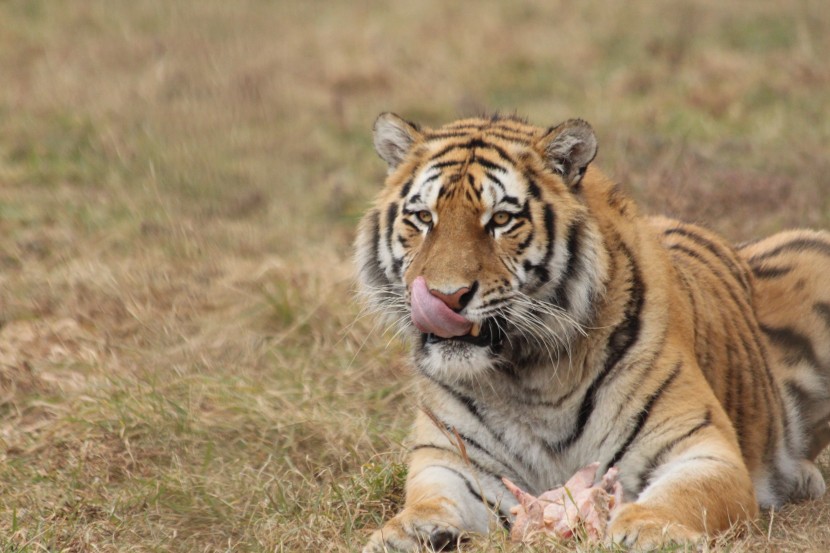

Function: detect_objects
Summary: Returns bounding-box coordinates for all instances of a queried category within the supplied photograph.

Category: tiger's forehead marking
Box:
[405,118,540,213]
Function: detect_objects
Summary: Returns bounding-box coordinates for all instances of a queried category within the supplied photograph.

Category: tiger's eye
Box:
[492,211,511,226]
[417,211,433,224]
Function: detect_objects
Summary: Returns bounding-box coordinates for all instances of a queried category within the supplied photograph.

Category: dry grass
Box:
[0,0,829,551]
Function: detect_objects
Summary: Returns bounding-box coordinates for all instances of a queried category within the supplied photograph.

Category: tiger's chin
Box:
[415,324,504,383]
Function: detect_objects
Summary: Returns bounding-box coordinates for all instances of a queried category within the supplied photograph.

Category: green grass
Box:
[1,0,829,551]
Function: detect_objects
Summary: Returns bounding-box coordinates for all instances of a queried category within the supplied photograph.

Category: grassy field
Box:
[1,1,829,551]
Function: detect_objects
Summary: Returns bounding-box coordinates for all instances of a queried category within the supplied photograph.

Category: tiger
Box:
[355,112,830,551]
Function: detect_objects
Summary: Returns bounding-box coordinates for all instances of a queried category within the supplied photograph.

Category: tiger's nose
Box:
[429,282,477,312]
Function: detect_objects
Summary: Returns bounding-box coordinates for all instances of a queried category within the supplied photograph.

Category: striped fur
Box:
[356,114,830,551]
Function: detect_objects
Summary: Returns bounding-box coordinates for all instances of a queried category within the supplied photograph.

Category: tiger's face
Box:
[356,114,607,382]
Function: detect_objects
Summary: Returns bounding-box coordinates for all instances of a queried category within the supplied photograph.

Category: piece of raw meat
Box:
[503,463,623,543]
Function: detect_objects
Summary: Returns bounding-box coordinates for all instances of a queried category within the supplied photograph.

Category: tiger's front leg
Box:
[362,457,502,552]
[363,413,512,553]
[608,420,758,550]
[361,475,473,552]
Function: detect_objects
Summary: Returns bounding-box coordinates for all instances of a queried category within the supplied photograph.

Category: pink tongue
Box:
[410,276,473,338]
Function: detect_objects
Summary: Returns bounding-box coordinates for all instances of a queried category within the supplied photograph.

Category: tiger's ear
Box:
[537,119,598,190]
[373,112,422,171]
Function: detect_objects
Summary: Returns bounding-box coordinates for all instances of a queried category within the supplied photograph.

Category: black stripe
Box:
[384,202,398,251]
[496,256,518,281]
[719,332,736,418]
[410,444,509,490]
[485,130,533,143]
[472,155,507,173]
[384,203,402,277]
[813,302,830,330]
[548,218,584,309]
[391,257,403,278]
[420,464,512,529]
[426,416,521,480]
[401,219,419,232]
[678,455,739,468]
[427,422,488,464]
[422,172,442,185]
[494,128,535,139]
[664,227,749,291]
[469,138,513,163]
[485,171,504,189]
[602,244,646,373]
[524,174,541,198]
[719,290,756,439]
[425,131,477,139]
[447,171,464,185]
[637,410,712,491]
[429,160,464,170]
[606,363,682,469]
[490,202,530,238]
[724,313,761,453]
[515,227,534,255]
[675,270,704,369]
[501,221,525,236]
[735,237,762,251]
[361,210,391,289]
[399,178,414,198]
[696,301,715,392]
[427,142,467,162]
[761,324,820,367]
[751,264,794,279]
[749,237,830,263]
[725,342,746,452]
[735,335,758,450]
[369,209,380,256]
[741,322,782,461]
[532,205,556,285]
[546,243,645,453]
[722,295,776,444]
[441,122,485,131]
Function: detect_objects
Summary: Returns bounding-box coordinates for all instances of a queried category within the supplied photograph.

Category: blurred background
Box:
[0,1,828,551]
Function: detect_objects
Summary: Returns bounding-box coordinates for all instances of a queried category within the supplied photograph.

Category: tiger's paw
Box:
[793,460,827,501]
[362,514,464,553]
[607,503,703,551]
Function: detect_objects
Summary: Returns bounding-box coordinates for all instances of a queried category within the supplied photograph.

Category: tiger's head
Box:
[356,114,610,382]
